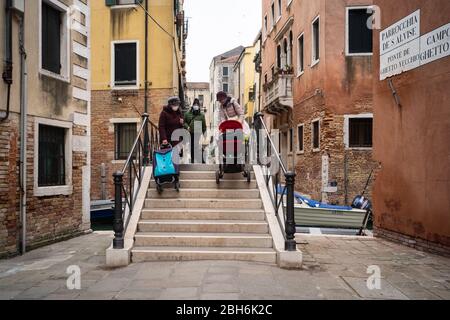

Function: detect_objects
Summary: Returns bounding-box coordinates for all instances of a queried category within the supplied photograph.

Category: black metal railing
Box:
[112,113,159,249]
[253,112,297,251]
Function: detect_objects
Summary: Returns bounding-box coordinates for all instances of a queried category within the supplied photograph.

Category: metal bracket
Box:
[388,79,401,107]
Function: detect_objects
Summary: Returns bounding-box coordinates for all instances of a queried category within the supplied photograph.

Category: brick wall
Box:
[0,114,20,257]
[91,88,175,201]
[0,113,89,258]
[289,91,377,205]
[374,227,450,257]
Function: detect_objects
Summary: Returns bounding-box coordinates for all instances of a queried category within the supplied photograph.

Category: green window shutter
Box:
[105,0,117,6]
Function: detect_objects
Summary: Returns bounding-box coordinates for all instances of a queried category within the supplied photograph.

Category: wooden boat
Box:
[293,203,367,229]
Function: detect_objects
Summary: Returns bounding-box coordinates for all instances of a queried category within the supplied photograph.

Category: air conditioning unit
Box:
[8,0,25,13]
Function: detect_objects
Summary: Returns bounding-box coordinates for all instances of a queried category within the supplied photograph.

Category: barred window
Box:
[38,125,66,187]
[115,123,137,160]
[349,118,373,148]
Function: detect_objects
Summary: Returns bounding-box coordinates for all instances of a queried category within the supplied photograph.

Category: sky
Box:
[184,0,262,83]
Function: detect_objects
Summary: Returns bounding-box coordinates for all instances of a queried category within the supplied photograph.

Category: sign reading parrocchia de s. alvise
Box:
[380,9,450,80]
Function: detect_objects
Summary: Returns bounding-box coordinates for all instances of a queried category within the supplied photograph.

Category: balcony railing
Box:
[264,73,294,114]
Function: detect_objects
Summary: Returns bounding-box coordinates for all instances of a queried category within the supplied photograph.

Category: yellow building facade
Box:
[233,46,257,123]
[90,0,187,201]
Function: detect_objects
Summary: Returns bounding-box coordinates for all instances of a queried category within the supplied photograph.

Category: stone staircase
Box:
[131,165,277,264]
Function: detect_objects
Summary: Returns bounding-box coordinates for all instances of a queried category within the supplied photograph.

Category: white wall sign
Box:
[380,10,421,56]
[380,10,450,80]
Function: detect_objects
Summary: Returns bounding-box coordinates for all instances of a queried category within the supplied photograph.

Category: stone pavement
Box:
[0,232,449,300]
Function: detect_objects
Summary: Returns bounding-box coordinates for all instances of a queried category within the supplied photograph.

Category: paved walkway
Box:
[0,232,449,300]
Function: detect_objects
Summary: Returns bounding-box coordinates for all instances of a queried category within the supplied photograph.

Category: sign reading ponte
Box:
[380,9,450,80]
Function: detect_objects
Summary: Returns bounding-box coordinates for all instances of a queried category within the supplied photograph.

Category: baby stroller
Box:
[215,120,251,184]
[153,144,180,194]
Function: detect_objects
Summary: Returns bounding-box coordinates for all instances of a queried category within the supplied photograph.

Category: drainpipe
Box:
[18,12,27,254]
[1,0,13,122]
[144,0,149,114]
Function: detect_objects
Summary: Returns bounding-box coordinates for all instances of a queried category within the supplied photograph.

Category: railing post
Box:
[253,112,264,165]
[113,172,124,249]
[142,113,150,166]
[284,171,297,251]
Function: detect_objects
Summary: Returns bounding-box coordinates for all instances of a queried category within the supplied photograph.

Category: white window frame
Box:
[111,0,139,10]
[311,118,321,152]
[39,0,71,83]
[345,6,374,57]
[297,32,305,77]
[297,123,305,154]
[222,66,229,77]
[271,1,276,29]
[311,15,320,67]
[111,40,140,90]
[344,113,374,150]
[277,0,282,22]
[34,117,73,197]
[110,118,142,164]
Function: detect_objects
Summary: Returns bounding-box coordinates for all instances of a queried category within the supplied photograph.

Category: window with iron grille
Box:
[347,8,373,55]
[223,66,229,77]
[223,83,229,93]
[38,125,66,187]
[349,118,373,148]
[312,120,320,150]
[113,42,138,87]
[115,123,137,160]
[42,2,62,74]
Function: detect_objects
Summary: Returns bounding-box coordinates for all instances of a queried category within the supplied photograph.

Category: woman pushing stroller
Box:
[216,91,245,124]
[215,91,251,184]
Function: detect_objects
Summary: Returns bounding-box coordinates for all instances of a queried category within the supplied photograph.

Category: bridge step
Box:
[132,246,277,264]
[149,180,258,189]
[147,188,260,199]
[145,198,263,209]
[134,232,273,248]
[138,220,269,234]
[141,209,266,221]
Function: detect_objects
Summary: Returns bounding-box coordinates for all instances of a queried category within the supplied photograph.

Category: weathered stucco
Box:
[373,0,450,247]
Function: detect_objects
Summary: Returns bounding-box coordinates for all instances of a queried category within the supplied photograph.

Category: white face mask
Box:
[193,105,200,111]
[172,106,179,112]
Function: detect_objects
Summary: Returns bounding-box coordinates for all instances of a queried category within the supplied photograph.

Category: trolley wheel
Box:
[215,171,221,185]
[246,171,251,183]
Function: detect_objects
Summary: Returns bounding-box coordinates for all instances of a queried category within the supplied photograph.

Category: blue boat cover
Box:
[154,148,177,178]
[277,185,353,211]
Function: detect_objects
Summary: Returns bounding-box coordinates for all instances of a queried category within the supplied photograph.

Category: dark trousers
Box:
[190,133,204,164]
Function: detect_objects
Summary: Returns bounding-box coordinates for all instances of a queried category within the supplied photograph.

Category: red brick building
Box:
[261,0,377,205]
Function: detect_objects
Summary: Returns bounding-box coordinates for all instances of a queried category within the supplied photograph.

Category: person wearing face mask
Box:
[158,96,184,147]
[184,99,207,164]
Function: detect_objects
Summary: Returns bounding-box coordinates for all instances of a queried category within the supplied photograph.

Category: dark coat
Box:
[158,106,184,146]
[184,109,207,134]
